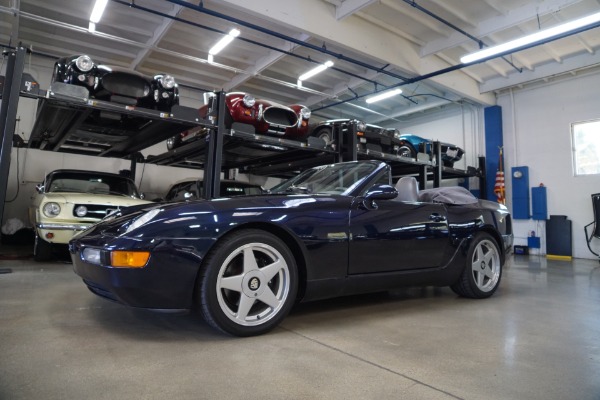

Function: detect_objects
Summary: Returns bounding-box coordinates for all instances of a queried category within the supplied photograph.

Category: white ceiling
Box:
[1,0,599,125]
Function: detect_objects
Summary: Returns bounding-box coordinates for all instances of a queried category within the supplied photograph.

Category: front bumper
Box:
[36,223,91,244]
[70,238,206,309]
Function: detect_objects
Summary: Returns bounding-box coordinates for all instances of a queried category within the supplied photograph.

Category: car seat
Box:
[395,177,419,202]
[584,192,600,259]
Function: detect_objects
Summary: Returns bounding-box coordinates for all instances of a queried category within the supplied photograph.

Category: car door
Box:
[348,197,450,274]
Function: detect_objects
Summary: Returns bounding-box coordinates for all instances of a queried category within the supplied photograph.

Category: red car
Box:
[167,92,311,150]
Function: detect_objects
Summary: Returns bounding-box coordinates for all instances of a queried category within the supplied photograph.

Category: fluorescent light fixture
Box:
[365,88,402,104]
[209,28,241,56]
[88,22,96,33]
[90,0,109,23]
[461,11,600,64]
[298,61,334,82]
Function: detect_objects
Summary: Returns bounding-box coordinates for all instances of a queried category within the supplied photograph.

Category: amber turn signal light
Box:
[110,251,150,268]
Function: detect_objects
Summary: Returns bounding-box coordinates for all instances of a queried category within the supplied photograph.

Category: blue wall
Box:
[484,106,503,201]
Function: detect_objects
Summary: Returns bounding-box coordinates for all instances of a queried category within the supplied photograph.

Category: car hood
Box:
[41,192,151,206]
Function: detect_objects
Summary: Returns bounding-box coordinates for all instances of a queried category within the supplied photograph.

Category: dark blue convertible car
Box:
[70,161,513,336]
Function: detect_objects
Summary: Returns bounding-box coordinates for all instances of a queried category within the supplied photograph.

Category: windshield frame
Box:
[43,170,141,198]
[269,161,389,196]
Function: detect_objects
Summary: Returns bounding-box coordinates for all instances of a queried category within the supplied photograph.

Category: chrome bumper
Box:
[37,223,91,231]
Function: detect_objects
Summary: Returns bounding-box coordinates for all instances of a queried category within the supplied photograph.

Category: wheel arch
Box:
[476,226,506,265]
[195,222,309,304]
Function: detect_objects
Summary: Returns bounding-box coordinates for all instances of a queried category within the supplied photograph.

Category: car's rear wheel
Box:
[451,232,502,298]
[198,229,298,336]
[397,144,416,159]
[34,235,53,262]
[313,127,334,149]
[166,135,181,151]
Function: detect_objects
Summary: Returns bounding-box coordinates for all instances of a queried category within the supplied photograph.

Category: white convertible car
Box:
[29,169,151,261]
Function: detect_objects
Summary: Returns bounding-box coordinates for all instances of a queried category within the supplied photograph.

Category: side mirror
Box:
[365,184,398,201]
[36,183,44,194]
[363,184,397,210]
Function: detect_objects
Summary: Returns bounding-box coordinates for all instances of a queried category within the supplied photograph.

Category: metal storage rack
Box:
[0,46,486,228]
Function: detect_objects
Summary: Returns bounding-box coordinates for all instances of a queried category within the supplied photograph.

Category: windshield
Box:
[46,172,140,198]
[270,162,378,195]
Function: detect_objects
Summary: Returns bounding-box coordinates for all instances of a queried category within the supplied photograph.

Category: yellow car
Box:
[29,169,151,261]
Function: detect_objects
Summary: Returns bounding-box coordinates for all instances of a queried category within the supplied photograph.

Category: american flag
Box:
[493,147,505,205]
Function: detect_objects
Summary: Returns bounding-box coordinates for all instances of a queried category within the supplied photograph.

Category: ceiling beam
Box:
[224,33,311,91]
[367,98,452,124]
[480,51,600,92]
[335,0,377,21]
[218,0,496,106]
[129,3,183,69]
[421,0,584,57]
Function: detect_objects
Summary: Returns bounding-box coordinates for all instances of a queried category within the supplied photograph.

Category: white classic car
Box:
[29,169,151,261]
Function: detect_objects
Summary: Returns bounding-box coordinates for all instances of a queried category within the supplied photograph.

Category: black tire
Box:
[34,236,53,262]
[451,232,502,299]
[166,134,182,151]
[197,229,298,337]
[313,128,335,149]
[397,144,416,159]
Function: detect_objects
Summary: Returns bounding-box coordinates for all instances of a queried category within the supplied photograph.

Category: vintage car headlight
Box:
[300,107,311,119]
[242,94,256,108]
[159,75,176,89]
[125,208,161,234]
[43,202,61,218]
[75,205,88,217]
[75,55,94,72]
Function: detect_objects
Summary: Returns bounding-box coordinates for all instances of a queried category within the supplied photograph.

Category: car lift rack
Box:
[0,46,486,228]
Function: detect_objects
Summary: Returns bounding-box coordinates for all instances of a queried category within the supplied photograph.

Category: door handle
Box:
[429,213,446,222]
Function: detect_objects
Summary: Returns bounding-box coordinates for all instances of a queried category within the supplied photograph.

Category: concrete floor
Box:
[0,248,599,400]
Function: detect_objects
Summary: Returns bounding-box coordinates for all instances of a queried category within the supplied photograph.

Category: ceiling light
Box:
[209,28,241,56]
[298,61,334,82]
[88,22,96,33]
[365,88,403,104]
[90,0,109,23]
[461,11,600,64]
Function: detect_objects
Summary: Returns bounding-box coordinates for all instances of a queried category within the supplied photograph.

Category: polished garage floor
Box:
[0,250,599,400]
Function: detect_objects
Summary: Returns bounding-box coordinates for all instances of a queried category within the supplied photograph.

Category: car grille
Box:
[73,204,120,219]
[101,72,149,99]
[263,107,298,127]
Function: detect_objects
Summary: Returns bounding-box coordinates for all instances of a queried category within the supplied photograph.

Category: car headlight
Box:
[356,121,367,132]
[125,208,161,234]
[75,205,88,217]
[159,75,176,89]
[242,94,256,107]
[75,55,94,72]
[43,202,61,218]
[300,107,311,119]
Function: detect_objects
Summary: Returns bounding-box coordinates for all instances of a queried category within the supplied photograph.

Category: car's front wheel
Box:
[197,229,298,336]
[451,232,502,298]
[34,236,53,262]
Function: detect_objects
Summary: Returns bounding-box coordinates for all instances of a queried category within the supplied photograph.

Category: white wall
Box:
[382,103,486,189]
[498,69,600,260]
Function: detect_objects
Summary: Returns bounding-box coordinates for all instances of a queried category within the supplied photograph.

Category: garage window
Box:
[572,119,600,176]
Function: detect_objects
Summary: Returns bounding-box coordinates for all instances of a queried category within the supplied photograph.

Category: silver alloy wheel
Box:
[470,239,501,292]
[216,242,291,326]
[397,145,414,158]
[318,131,332,147]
